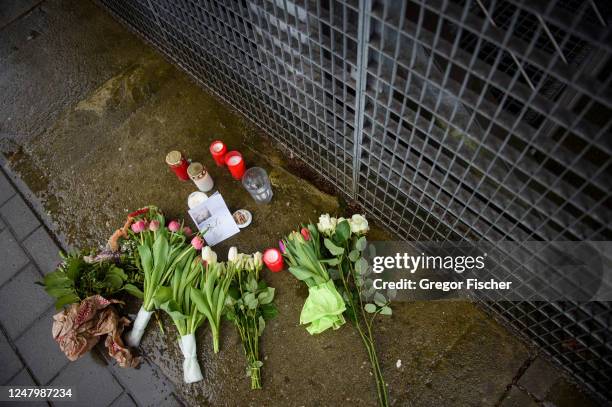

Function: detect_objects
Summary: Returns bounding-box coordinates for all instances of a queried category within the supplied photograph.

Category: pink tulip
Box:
[278,240,286,254]
[168,220,181,232]
[300,227,310,241]
[131,220,147,233]
[149,220,160,231]
[183,226,193,236]
[191,236,204,250]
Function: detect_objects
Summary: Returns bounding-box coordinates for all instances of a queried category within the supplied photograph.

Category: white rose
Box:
[317,214,337,235]
[202,246,217,265]
[253,252,263,269]
[349,214,369,234]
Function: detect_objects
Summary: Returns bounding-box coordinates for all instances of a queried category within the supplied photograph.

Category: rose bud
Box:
[300,227,310,241]
[168,220,181,232]
[183,226,193,236]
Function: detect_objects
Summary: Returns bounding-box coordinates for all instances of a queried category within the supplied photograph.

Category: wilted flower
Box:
[168,220,181,232]
[202,246,217,265]
[316,214,336,235]
[278,240,286,254]
[183,226,193,236]
[131,220,146,233]
[349,214,369,234]
[253,252,263,269]
[149,220,160,232]
[191,236,204,250]
[228,247,238,263]
[300,227,310,241]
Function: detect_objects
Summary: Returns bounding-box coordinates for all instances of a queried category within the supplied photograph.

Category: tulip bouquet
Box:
[153,248,207,383]
[125,206,206,348]
[281,225,346,334]
[190,247,235,354]
[224,248,277,389]
[283,214,390,407]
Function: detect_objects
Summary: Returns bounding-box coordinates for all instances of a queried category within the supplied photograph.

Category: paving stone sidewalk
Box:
[0,166,181,407]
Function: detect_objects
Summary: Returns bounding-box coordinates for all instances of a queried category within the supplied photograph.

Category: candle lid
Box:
[166,150,183,166]
[264,248,280,263]
[227,155,242,165]
[188,191,208,209]
[211,141,224,153]
[187,162,206,178]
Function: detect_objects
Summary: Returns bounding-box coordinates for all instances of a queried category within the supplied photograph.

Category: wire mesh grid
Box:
[97,0,612,400]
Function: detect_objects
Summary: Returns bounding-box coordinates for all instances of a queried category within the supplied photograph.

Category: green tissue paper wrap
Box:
[300,279,346,335]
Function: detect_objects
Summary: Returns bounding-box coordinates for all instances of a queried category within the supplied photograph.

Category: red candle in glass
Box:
[225,151,246,180]
[263,248,284,272]
[165,150,190,181]
[209,140,227,166]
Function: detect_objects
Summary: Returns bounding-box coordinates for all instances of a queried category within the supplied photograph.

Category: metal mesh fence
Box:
[97,0,612,400]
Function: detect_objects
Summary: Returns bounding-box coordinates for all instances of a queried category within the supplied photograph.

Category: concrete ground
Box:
[0,1,602,406]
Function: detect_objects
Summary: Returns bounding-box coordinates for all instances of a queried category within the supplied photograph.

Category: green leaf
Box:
[46,286,77,299]
[364,303,377,313]
[348,250,360,262]
[324,238,344,256]
[247,276,258,293]
[355,236,367,251]
[123,284,144,299]
[320,258,341,266]
[374,292,386,307]
[355,258,369,275]
[55,293,81,309]
[244,292,258,309]
[160,299,187,321]
[153,286,173,308]
[104,274,123,291]
[380,306,392,316]
[43,271,72,287]
[261,303,278,320]
[288,266,316,281]
[107,266,127,280]
[258,316,266,336]
[335,219,350,243]
[258,287,275,304]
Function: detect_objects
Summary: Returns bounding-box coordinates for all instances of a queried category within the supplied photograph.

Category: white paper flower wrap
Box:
[179,334,203,383]
[126,306,152,348]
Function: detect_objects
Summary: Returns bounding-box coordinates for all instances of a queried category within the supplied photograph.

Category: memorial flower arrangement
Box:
[152,247,207,383]
[190,246,235,354]
[124,207,205,348]
[282,214,391,407]
[40,249,143,309]
[224,248,278,389]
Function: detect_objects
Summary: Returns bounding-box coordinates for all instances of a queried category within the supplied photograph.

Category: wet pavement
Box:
[0,1,602,406]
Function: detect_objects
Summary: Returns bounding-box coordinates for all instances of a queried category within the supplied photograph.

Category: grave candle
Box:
[209,140,227,166]
[187,162,214,192]
[263,248,284,272]
[166,150,190,181]
[225,151,246,180]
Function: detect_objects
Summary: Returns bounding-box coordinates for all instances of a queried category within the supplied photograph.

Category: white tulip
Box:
[228,247,238,263]
[317,214,337,235]
[349,214,369,234]
[202,246,217,265]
